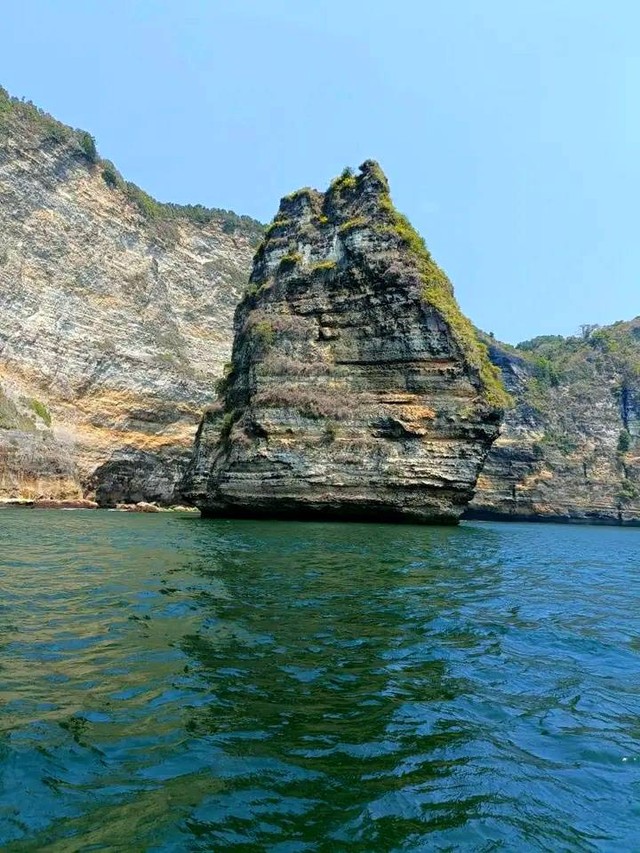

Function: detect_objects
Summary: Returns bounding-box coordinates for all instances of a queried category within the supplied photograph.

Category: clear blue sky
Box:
[3,0,638,343]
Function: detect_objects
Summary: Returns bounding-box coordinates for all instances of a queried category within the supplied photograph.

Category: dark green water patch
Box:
[0,511,638,850]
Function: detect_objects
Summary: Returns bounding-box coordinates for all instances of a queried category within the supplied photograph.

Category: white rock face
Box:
[0,122,259,503]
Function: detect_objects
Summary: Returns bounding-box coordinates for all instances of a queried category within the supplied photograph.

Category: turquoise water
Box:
[0,511,638,851]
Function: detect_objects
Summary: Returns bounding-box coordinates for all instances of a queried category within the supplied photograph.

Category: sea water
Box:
[0,511,638,850]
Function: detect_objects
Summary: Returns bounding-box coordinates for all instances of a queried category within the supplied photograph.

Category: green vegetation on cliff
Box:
[471,318,640,522]
[0,389,36,432]
[0,85,264,243]
[28,399,52,427]
[515,320,640,401]
[355,162,510,410]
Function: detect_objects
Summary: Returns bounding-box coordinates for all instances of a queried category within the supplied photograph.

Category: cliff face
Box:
[183,162,506,523]
[0,88,261,504]
[468,322,640,524]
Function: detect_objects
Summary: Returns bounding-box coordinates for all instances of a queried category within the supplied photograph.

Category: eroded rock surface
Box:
[468,324,640,525]
[0,383,79,500]
[183,162,507,523]
[0,88,261,504]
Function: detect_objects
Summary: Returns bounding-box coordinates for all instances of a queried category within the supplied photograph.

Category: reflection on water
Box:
[0,511,639,850]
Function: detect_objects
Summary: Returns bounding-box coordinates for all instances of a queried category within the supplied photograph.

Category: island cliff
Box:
[182,162,507,522]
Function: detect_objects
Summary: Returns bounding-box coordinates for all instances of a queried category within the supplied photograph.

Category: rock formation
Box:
[0,87,261,505]
[468,322,640,525]
[183,161,507,523]
[4,87,638,524]
[0,385,79,502]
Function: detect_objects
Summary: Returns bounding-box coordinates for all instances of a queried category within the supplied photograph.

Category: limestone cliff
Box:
[468,322,640,525]
[0,87,261,504]
[183,162,507,523]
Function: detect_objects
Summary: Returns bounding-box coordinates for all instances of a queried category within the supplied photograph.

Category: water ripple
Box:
[0,512,639,850]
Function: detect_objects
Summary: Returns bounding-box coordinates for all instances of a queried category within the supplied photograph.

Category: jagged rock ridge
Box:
[183,161,507,523]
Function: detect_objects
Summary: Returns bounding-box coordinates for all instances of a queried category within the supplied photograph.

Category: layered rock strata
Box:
[183,161,507,523]
[0,383,79,502]
[0,87,261,504]
[468,324,640,525]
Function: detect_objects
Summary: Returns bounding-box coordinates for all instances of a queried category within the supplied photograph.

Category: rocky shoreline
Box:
[0,498,197,512]
[465,507,640,527]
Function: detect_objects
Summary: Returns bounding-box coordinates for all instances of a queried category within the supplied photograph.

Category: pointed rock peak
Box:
[324,160,390,216]
[273,161,390,226]
[183,164,508,523]
[246,167,509,415]
[357,159,390,194]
